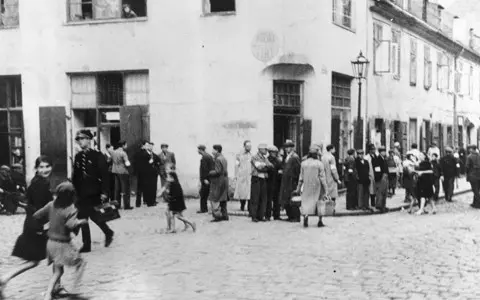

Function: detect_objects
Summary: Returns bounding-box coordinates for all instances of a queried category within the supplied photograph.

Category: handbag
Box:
[318,196,336,216]
[92,200,121,223]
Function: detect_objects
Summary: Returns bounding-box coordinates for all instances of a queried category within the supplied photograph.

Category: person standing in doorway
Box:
[439,147,459,202]
[266,146,283,221]
[135,141,160,207]
[355,149,372,211]
[372,146,389,213]
[250,144,273,222]
[344,149,357,210]
[278,140,301,222]
[159,144,176,189]
[234,140,252,212]
[111,141,133,210]
[209,145,229,222]
[72,130,114,253]
[466,145,480,209]
[197,145,213,214]
[322,145,341,204]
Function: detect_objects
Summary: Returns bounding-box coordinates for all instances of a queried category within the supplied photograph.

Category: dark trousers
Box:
[108,172,115,200]
[250,176,268,220]
[470,179,480,206]
[199,182,210,212]
[220,201,228,218]
[357,183,370,209]
[284,202,300,221]
[346,179,358,209]
[442,177,455,202]
[114,174,131,208]
[266,180,280,219]
[137,173,158,206]
[433,177,440,200]
[78,201,114,249]
[388,173,397,193]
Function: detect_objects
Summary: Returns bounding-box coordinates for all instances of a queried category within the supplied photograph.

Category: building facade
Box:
[0,0,368,195]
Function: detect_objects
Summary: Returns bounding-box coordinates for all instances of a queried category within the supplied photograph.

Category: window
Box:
[410,38,417,86]
[68,0,147,22]
[273,82,301,110]
[331,73,352,108]
[437,52,450,91]
[373,22,391,74]
[333,0,354,30]
[0,0,19,28]
[391,29,401,79]
[424,45,432,90]
[203,0,235,14]
[0,75,23,168]
[469,66,474,97]
[456,62,469,96]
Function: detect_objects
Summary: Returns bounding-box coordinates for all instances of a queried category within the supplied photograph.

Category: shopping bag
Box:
[92,200,121,223]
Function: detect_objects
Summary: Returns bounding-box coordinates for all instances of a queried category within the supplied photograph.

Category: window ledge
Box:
[64,17,148,27]
[0,25,19,31]
[202,11,236,17]
[333,22,356,33]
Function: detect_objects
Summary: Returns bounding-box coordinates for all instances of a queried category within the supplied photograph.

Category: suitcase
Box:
[318,196,336,216]
[91,200,121,223]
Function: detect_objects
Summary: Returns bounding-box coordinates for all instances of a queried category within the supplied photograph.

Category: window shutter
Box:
[391,43,398,75]
[301,119,312,157]
[125,73,149,106]
[410,39,417,85]
[3,0,19,27]
[71,75,97,108]
[203,0,211,14]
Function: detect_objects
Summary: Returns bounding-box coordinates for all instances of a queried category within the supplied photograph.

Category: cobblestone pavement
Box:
[1,192,480,300]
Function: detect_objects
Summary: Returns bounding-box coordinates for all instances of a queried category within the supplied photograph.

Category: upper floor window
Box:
[333,0,355,30]
[0,0,19,28]
[68,0,147,22]
[373,22,391,74]
[424,45,432,90]
[409,38,417,86]
[436,51,450,92]
[203,0,235,14]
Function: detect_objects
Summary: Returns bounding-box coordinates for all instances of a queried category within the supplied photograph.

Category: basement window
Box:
[204,0,236,15]
[68,0,147,22]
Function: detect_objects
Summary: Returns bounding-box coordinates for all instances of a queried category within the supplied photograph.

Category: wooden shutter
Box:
[120,105,149,163]
[39,107,68,188]
[401,121,408,156]
[301,119,312,157]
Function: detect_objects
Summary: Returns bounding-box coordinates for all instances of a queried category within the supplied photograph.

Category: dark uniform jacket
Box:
[278,152,301,207]
[199,153,214,182]
[72,149,109,205]
[439,154,459,179]
[343,156,357,183]
[371,155,389,182]
[355,157,370,185]
[466,152,480,182]
[135,149,160,177]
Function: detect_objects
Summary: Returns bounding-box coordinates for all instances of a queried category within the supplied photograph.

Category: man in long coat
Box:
[234,140,252,211]
[134,141,161,207]
[209,144,229,222]
[322,145,341,201]
[439,147,459,202]
[278,140,301,222]
[197,145,214,213]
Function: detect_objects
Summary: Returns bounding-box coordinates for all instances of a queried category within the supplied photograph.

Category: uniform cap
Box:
[197,144,206,151]
[75,129,93,141]
[161,143,169,148]
[378,146,386,152]
[267,145,279,152]
[258,143,268,149]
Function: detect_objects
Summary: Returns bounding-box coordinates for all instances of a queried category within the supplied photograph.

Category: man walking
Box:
[209,144,229,222]
[72,130,114,253]
[266,146,283,220]
[250,144,273,222]
[466,145,480,209]
[135,141,160,207]
[159,143,176,188]
[439,147,459,202]
[111,141,133,210]
[278,140,301,222]
[234,140,252,212]
[197,145,214,213]
[372,146,389,213]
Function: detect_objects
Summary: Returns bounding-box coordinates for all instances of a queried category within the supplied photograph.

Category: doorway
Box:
[273,81,302,154]
[99,126,121,149]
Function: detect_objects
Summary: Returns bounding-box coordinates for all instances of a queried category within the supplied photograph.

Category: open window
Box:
[203,0,236,14]
[0,0,19,28]
[373,23,391,74]
[68,0,147,22]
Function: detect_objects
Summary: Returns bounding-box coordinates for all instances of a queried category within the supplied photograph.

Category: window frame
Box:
[373,22,391,74]
[66,0,148,25]
[332,0,355,32]
[331,72,352,109]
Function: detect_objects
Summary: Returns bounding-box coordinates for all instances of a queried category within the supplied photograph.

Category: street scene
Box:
[3,0,480,299]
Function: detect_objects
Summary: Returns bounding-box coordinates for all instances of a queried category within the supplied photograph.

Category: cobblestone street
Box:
[2,192,480,300]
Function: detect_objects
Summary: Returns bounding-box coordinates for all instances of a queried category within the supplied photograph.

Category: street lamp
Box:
[351,51,370,149]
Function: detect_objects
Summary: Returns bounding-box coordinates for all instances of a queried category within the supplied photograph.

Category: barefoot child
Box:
[161,166,196,233]
[33,182,87,300]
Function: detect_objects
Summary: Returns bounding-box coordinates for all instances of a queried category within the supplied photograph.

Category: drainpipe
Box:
[453,47,465,148]
[364,0,370,151]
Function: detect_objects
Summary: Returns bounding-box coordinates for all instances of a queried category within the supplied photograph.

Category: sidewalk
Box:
[227,177,472,218]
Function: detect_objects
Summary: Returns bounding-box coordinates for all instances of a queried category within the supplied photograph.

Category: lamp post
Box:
[351,51,370,150]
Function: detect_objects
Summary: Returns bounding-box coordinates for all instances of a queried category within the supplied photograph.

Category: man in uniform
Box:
[197,145,214,213]
[72,130,114,253]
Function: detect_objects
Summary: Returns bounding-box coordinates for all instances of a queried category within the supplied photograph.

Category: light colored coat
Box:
[234,151,252,200]
[321,152,339,199]
[364,153,376,195]
[298,158,327,215]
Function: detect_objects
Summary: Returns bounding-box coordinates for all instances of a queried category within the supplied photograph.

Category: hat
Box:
[258,143,268,149]
[394,142,400,147]
[310,144,320,151]
[378,146,386,152]
[55,181,76,202]
[309,146,319,154]
[267,145,279,152]
[468,144,477,150]
[283,139,295,148]
[75,129,93,141]
[347,149,356,155]
[161,143,169,148]
[368,144,376,151]
[445,147,453,152]
[197,144,206,151]
[357,149,364,154]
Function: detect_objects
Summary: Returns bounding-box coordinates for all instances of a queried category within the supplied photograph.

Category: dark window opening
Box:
[123,0,147,18]
[98,73,124,106]
[210,0,236,13]
[273,81,301,115]
[81,0,93,19]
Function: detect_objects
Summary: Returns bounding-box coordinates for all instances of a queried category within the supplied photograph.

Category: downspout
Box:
[453,47,464,149]
[364,0,370,151]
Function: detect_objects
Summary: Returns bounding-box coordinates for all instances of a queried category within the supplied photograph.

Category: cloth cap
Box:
[378,146,386,152]
[394,142,400,147]
[258,143,268,149]
[283,139,295,148]
[309,146,318,154]
[197,144,206,151]
[161,143,169,148]
[75,129,93,140]
[368,144,376,151]
[445,147,453,152]
[267,145,278,152]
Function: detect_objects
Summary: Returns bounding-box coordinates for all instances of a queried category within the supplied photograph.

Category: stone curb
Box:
[227,188,472,218]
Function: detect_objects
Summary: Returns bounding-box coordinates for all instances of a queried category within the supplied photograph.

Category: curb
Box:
[227,188,472,218]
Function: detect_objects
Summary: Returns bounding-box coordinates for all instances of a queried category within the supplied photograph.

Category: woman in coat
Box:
[321,145,340,200]
[296,147,327,228]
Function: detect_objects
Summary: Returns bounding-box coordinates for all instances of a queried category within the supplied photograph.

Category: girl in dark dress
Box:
[0,156,66,298]
[415,154,437,215]
[162,165,196,233]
